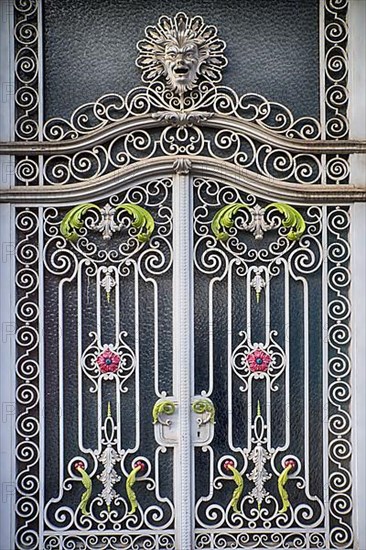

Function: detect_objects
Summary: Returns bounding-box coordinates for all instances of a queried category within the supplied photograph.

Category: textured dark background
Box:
[43,0,319,120]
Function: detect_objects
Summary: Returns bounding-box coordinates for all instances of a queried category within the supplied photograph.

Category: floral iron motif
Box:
[96,347,121,374]
[246,401,272,509]
[152,399,176,425]
[74,461,92,516]
[192,398,215,424]
[100,266,117,303]
[126,460,146,515]
[96,403,123,511]
[60,202,154,243]
[250,266,266,304]
[93,203,119,240]
[220,399,300,514]
[211,202,306,242]
[71,406,151,517]
[246,348,272,373]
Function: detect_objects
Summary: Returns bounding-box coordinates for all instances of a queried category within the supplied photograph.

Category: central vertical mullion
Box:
[172,165,194,550]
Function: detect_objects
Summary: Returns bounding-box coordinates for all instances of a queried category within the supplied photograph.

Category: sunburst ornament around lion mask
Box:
[136,12,227,95]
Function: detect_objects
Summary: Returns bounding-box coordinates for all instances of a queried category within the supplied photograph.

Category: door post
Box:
[172,158,194,550]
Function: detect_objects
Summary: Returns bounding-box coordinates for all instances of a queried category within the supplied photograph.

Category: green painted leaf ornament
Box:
[152,400,176,424]
[116,203,155,243]
[192,398,215,424]
[60,203,99,242]
[76,466,92,516]
[211,202,250,241]
[266,202,306,241]
[278,463,293,514]
[211,201,306,242]
[227,464,244,513]
[60,202,154,243]
[126,465,142,515]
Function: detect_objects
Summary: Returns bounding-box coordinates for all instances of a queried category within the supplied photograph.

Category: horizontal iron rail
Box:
[0,115,366,155]
[0,156,365,205]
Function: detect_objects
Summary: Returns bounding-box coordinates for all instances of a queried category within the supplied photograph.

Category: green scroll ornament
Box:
[227,464,244,513]
[268,203,306,241]
[152,400,176,425]
[192,398,215,424]
[211,202,305,242]
[116,203,154,243]
[126,464,143,515]
[60,203,100,243]
[60,202,154,243]
[75,465,92,516]
[277,462,294,514]
[211,203,250,241]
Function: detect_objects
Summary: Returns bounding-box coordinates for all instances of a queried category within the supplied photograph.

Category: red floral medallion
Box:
[246,348,271,373]
[96,348,120,374]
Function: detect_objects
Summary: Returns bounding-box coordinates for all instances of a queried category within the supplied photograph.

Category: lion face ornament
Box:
[136,12,227,95]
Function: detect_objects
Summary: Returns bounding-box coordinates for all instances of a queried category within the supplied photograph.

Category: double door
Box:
[13,167,336,549]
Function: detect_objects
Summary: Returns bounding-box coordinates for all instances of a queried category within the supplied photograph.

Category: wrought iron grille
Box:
[1,3,365,550]
[13,176,354,548]
[192,180,352,548]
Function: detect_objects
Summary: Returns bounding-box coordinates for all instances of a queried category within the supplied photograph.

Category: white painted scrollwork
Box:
[14,0,41,143]
[193,179,352,548]
[43,532,176,549]
[15,208,41,549]
[11,5,355,550]
[39,84,325,186]
[322,0,350,185]
[42,179,174,537]
[15,179,176,547]
[326,206,353,548]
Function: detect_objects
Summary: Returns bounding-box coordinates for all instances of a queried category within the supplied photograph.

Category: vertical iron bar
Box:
[172,164,194,550]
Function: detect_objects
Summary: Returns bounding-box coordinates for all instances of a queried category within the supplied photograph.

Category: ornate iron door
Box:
[192,182,350,549]
[11,167,356,550]
[1,5,366,550]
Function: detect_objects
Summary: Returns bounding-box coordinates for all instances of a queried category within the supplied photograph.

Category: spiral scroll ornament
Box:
[14,0,40,142]
[11,5,352,190]
[14,180,175,546]
[13,0,42,187]
[15,208,41,549]
[323,0,350,184]
[327,207,353,548]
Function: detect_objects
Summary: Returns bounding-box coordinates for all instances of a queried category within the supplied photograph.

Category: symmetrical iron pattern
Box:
[39,87,326,187]
[10,3,355,186]
[13,0,43,187]
[326,206,352,547]
[193,178,352,548]
[14,0,41,142]
[15,208,41,548]
[324,0,349,140]
[9,5,358,550]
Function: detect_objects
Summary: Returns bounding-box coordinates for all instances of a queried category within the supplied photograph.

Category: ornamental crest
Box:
[136,12,227,94]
